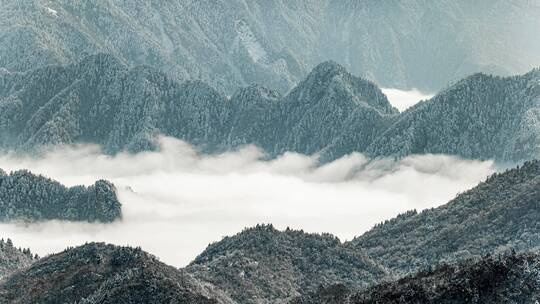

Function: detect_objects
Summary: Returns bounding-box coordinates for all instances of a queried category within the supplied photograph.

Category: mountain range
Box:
[1,54,539,163]
[366,70,540,161]
[2,160,537,303]
[0,168,121,222]
[1,1,539,303]
[1,1,539,95]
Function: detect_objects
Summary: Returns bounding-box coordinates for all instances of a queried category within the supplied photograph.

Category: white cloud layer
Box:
[382,88,434,111]
[0,137,494,267]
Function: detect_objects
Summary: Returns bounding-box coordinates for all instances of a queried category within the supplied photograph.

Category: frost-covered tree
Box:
[350,160,540,276]
[0,237,36,279]
[0,168,121,222]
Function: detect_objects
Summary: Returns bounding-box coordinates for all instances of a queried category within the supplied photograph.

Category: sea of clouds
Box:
[0,137,494,266]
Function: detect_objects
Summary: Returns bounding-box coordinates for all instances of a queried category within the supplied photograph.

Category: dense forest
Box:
[1,1,539,94]
[0,238,36,279]
[0,168,121,222]
[351,160,540,276]
[293,252,540,303]
[187,224,388,304]
[366,69,540,161]
[0,242,234,304]
[1,54,538,163]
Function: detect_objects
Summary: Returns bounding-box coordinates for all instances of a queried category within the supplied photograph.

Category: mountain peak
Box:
[188,224,387,303]
[1,242,233,304]
[309,60,349,78]
[287,60,397,115]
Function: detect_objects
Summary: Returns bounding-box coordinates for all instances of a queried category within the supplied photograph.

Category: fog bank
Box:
[0,137,494,266]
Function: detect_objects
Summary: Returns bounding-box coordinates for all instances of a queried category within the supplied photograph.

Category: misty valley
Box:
[0,1,539,303]
[0,139,495,266]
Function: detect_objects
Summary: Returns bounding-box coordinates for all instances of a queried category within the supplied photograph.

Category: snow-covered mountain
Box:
[1,0,539,94]
[1,54,538,163]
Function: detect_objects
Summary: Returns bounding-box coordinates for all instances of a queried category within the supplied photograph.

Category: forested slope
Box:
[0,168,121,222]
[1,1,539,94]
[0,238,35,279]
[292,252,540,304]
[1,54,538,163]
[367,69,540,162]
[187,225,388,304]
[350,160,540,276]
[0,243,234,304]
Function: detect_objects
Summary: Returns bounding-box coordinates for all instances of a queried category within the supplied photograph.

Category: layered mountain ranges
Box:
[1,160,538,303]
[1,1,539,302]
[1,54,538,163]
[185,160,540,303]
[1,0,539,95]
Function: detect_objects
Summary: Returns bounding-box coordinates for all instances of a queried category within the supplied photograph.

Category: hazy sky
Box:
[0,137,494,267]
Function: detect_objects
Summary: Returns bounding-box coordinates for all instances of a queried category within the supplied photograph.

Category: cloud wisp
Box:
[0,137,494,266]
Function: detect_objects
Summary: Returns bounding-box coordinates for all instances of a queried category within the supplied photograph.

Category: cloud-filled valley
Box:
[0,137,494,267]
[1,1,539,302]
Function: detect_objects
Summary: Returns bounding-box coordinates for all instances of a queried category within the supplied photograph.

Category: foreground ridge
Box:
[0,242,234,304]
[293,252,540,304]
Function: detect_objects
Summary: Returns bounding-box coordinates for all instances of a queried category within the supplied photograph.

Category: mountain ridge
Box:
[187,224,389,304]
[1,54,538,163]
[2,0,539,94]
[0,242,234,304]
[348,160,540,276]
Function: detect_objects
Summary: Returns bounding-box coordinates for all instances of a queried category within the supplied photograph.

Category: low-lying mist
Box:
[382,88,434,111]
[0,137,494,267]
